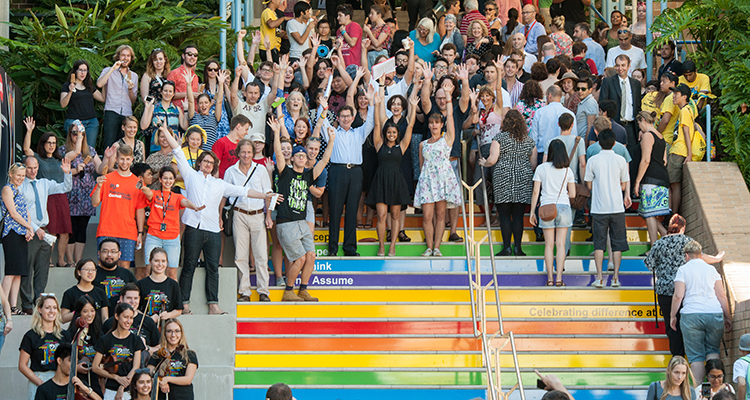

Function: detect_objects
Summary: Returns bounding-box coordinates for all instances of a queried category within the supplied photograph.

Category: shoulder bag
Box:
[538,168,568,222]
[568,136,591,210]
[222,165,258,237]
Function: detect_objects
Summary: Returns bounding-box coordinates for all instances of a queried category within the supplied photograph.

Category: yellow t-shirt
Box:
[260,8,281,51]
[659,93,680,144]
[641,92,661,118]
[669,101,697,158]
[172,147,204,190]
[679,73,711,102]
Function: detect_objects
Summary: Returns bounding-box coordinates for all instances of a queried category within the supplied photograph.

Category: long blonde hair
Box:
[30,295,64,339]
[156,318,190,361]
[662,356,695,400]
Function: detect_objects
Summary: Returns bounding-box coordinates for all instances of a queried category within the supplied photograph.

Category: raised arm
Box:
[60,74,76,108]
[268,115,286,174]
[22,117,35,157]
[401,92,420,152]
[404,38,416,84]
[331,50,354,87]
[442,80,456,147]
[421,62,434,113]
[64,125,84,160]
[458,62,472,113]
[360,38,372,83]
[373,83,384,150]
[314,127,335,179]
[96,62,121,88]
[491,58,506,115]
[267,55,287,107]
[214,70,228,122]
[346,67,366,109]
[185,70,196,120]
[230,64,243,110]
[306,33,321,84]
[141,98,155,130]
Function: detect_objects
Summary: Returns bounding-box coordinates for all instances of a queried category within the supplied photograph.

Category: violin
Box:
[69,317,93,400]
[151,345,184,400]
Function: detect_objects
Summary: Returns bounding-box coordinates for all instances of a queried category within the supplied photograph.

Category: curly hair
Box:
[518,80,543,105]
[501,110,528,141]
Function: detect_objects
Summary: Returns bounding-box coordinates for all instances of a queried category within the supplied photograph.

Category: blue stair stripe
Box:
[234,388,649,400]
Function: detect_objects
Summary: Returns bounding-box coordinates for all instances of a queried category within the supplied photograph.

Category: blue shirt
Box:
[409,31,441,64]
[21,175,72,232]
[513,21,546,54]
[583,38,605,76]
[586,142,632,162]
[320,106,375,164]
[529,102,577,153]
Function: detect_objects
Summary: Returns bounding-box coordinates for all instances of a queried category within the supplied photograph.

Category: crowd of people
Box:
[0,0,723,398]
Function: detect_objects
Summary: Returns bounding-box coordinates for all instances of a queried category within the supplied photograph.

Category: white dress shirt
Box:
[320,106,375,164]
[224,161,272,211]
[619,76,634,122]
[173,148,250,233]
[21,174,72,232]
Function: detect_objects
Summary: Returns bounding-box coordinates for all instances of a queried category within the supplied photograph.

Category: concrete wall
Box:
[681,162,750,382]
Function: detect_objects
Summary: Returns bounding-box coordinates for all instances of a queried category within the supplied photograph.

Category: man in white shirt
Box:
[605,27,646,76]
[161,125,279,314]
[230,60,280,136]
[223,137,274,303]
[19,156,73,314]
[286,2,316,62]
[510,33,538,74]
[584,129,631,289]
[670,240,731,385]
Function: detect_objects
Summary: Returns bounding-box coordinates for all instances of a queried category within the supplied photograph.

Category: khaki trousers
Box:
[233,211,270,296]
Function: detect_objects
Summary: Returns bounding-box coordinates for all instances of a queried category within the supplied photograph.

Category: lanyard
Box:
[524,20,537,39]
[159,191,172,221]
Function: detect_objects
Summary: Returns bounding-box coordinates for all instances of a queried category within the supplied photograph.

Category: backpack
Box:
[571,58,592,75]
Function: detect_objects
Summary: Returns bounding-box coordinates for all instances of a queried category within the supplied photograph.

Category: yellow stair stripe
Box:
[313,229,648,243]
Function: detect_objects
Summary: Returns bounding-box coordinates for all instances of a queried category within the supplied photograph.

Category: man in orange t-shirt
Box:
[167,44,200,110]
[91,143,148,269]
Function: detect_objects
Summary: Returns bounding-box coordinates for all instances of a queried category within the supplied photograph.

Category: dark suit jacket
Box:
[600,75,642,124]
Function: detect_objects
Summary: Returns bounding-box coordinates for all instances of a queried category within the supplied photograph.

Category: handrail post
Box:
[458,163,478,337]
[480,166,503,335]
[220,0,227,69]
[707,104,712,162]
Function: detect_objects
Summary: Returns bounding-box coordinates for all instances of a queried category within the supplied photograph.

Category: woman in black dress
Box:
[67,295,104,397]
[366,87,418,256]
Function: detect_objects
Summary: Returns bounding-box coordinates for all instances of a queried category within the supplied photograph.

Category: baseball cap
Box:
[247,132,265,143]
[682,60,696,73]
[662,72,679,85]
[291,146,307,157]
[740,333,750,351]
[670,83,691,97]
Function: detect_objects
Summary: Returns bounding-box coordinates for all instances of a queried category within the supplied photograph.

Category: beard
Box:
[100,259,118,269]
[396,65,407,75]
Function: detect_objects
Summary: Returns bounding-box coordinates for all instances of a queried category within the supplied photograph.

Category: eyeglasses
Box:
[708,374,724,380]
[46,140,57,145]
[308,137,321,142]
[166,329,182,335]
[80,267,97,273]
[485,7,496,11]
[575,87,589,91]
[522,11,535,14]
[435,65,448,71]
[185,52,198,57]
[100,250,120,255]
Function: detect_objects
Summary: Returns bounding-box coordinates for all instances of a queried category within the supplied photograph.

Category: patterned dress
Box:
[204,87,231,140]
[516,98,546,131]
[2,183,28,237]
[414,137,461,208]
[60,145,97,217]
[644,234,693,296]
[549,31,573,56]
[491,131,535,204]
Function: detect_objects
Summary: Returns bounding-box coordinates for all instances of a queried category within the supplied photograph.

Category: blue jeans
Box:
[179,226,221,304]
[0,318,5,356]
[144,234,181,269]
[64,117,99,150]
[680,312,724,363]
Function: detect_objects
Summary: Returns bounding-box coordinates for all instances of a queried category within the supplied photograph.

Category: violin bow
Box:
[137,296,152,337]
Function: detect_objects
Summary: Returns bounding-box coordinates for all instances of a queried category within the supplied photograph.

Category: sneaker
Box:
[258,294,271,302]
[421,248,433,257]
[432,248,443,257]
[611,279,621,288]
[573,218,588,227]
[297,289,319,302]
[281,290,304,302]
[276,277,286,286]
[448,233,463,242]
[592,279,604,288]
[238,295,252,302]
[535,232,545,242]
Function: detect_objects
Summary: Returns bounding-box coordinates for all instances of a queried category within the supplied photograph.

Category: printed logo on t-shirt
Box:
[101,276,126,299]
[168,359,186,376]
[109,344,133,361]
[242,103,263,113]
[287,174,309,214]
[41,340,60,365]
[145,291,170,315]
[107,182,133,200]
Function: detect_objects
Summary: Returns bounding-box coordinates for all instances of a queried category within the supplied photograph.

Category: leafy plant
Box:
[0,0,229,139]
[649,0,750,185]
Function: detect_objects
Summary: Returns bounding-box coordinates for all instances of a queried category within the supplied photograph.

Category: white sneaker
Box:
[276,277,286,286]
[432,249,443,257]
[421,248,433,257]
[593,278,604,288]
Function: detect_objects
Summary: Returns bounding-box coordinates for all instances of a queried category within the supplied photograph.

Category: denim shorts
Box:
[680,312,724,363]
[144,235,181,268]
[96,236,136,262]
[306,200,315,223]
[539,203,572,229]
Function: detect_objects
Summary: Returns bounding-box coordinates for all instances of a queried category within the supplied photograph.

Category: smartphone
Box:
[268,194,280,211]
[701,382,711,398]
[76,121,85,133]
[145,95,154,103]
[536,379,546,390]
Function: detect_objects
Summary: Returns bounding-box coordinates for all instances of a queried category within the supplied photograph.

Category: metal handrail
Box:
[458,162,479,338]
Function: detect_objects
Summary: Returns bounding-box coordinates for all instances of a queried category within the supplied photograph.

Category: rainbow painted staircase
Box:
[233,213,668,400]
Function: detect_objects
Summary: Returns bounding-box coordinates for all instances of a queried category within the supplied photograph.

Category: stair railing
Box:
[458,165,526,400]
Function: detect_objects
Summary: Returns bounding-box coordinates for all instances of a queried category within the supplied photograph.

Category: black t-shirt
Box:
[136,277,183,316]
[94,265,136,311]
[276,167,314,222]
[148,350,199,400]
[34,378,67,400]
[20,330,72,372]
[61,285,108,313]
[318,38,334,58]
[429,99,470,158]
[517,71,531,83]
[102,313,160,348]
[61,83,98,121]
[66,328,103,397]
[94,331,146,391]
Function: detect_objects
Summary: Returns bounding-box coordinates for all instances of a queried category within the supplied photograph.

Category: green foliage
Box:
[34,0,219,15]
[0,0,229,137]
[649,0,750,185]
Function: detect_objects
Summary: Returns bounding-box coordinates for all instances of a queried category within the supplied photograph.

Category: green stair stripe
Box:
[234,371,663,387]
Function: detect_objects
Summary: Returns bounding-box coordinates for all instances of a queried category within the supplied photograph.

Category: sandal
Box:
[248,266,256,273]
[11,307,26,315]
[545,280,554,286]
[556,281,566,287]
[356,223,365,229]
[398,231,411,242]
[363,223,373,229]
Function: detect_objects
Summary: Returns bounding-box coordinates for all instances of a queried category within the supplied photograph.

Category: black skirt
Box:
[3,231,29,276]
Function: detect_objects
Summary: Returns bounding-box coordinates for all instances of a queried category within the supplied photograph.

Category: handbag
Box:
[0,190,20,243]
[221,165,258,237]
[568,136,591,210]
[539,168,568,222]
[691,121,707,161]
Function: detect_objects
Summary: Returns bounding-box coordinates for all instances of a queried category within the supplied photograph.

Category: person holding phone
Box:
[61,60,105,147]
[97,45,139,149]
[646,356,699,400]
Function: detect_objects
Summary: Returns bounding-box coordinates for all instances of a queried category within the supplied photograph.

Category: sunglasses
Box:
[135,368,152,376]
[207,67,220,72]
[575,87,589,91]
[617,29,630,34]
[40,293,57,298]
[151,48,163,54]
[184,52,198,57]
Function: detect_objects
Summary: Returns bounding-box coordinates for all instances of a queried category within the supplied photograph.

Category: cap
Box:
[670,83,691,97]
[291,146,307,157]
[662,71,679,85]
[556,71,579,85]
[247,132,265,143]
[682,60,696,73]
[740,333,750,351]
